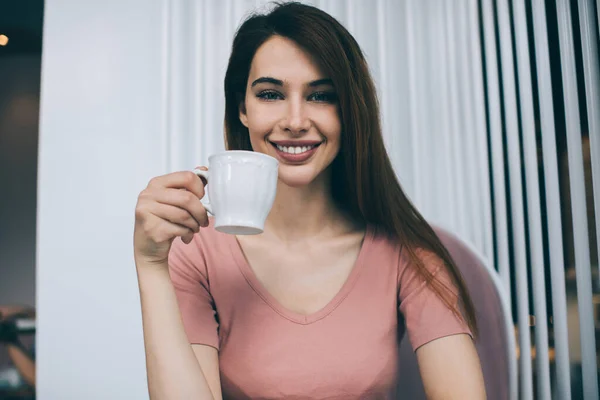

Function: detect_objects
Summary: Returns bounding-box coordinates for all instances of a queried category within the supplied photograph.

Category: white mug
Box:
[193,150,279,235]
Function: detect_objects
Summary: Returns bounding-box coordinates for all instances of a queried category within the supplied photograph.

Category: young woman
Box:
[134,2,486,399]
[0,305,36,390]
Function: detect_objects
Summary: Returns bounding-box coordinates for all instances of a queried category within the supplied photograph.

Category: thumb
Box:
[194,165,209,186]
[182,233,194,244]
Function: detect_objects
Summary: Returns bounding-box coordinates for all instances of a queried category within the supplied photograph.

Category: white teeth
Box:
[275,144,317,154]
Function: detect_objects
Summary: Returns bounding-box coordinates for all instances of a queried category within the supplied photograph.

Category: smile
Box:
[269,140,323,163]
[275,143,318,154]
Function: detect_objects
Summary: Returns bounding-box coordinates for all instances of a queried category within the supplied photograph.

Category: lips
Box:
[269,140,322,163]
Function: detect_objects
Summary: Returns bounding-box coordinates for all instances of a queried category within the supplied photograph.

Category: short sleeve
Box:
[168,236,220,350]
[398,248,472,351]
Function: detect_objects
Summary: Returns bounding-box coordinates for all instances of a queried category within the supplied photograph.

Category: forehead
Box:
[248,35,326,83]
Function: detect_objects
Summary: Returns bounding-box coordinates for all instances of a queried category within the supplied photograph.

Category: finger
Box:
[148,202,201,233]
[148,170,206,200]
[182,232,195,244]
[143,215,194,243]
[151,188,209,227]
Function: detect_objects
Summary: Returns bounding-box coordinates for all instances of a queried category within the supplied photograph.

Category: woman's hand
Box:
[134,169,209,266]
[0,305,32,344]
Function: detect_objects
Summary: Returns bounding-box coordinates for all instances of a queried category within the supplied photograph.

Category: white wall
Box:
[37,0,169,398]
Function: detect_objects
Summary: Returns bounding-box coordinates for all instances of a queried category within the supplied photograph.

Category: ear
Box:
[239,98,249,128]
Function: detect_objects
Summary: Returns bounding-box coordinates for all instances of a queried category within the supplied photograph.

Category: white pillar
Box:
[37,0,170,398]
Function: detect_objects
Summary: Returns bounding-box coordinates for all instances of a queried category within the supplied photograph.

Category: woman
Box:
[134,2,486,399]
[0,305,36,390]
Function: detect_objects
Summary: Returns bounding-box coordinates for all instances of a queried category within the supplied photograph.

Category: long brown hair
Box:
[223,1,477,337]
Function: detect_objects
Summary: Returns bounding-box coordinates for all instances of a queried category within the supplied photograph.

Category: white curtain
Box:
[163,0,494,262]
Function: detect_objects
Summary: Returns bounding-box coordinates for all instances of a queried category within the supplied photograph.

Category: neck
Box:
[264,173,351,242]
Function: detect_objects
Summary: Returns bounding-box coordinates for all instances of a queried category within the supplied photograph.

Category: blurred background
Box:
[1,0,599,399]
[0,0,42,398]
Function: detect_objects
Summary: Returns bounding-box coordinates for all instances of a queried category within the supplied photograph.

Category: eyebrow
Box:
[250,76,334,88]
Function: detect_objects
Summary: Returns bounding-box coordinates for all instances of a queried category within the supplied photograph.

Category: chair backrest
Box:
[396,225,517,400]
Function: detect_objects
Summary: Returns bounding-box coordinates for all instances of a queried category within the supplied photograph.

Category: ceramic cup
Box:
[193,150,279,235]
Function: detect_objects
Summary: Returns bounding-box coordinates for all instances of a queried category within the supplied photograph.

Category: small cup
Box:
[193,150,278,235]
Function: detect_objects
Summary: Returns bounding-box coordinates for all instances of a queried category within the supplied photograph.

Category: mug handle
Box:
[192,168,213,215]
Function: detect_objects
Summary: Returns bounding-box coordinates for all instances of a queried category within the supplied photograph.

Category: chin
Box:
[277,166,322,188]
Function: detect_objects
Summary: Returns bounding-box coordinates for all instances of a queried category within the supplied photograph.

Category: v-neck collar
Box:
[228,226,374,325]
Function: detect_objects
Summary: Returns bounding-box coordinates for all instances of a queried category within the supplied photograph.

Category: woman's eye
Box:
[257,90,283,101]
[309,91,337,103]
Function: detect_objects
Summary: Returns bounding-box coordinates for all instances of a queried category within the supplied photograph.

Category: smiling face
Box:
[239,35,342,188]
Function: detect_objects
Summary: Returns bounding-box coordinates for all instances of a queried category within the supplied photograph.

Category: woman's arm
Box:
[137,263,222,400]
[6,344,35,387]
[415,333,486,399]
[192,344,222,399]
[134,170,222,400]
[0,305,36,387]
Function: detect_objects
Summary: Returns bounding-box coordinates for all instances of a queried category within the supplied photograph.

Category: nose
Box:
[281,96,310,135]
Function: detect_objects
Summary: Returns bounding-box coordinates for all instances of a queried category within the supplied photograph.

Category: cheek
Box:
[246,105,280,137]
[318,111,342,142]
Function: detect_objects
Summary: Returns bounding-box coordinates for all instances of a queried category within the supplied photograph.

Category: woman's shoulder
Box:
[362,224,405,267]
[366,224,402,253]
[366,226,445,276]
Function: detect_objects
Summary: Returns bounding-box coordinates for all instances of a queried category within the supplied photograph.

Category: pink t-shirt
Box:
[168,221,471,399]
